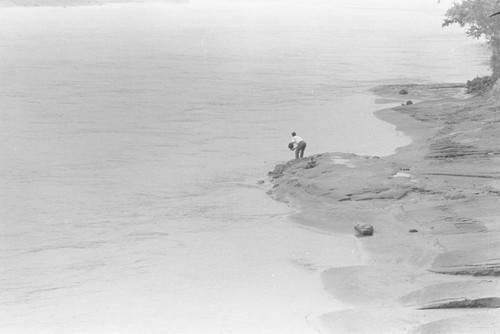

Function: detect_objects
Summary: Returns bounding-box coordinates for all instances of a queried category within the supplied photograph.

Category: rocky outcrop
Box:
[401,280,500,309]
[269,84,500,333]
[430,233,500,276]
[466,76,498,94]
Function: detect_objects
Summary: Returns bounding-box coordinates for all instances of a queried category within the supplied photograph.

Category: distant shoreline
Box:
[268,83,500,332]
[0,0,188,7]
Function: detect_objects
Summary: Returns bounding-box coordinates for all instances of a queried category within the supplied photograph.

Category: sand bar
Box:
[268,84,500,333]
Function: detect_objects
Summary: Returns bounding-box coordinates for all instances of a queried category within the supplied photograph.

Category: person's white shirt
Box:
[292,135,304,144]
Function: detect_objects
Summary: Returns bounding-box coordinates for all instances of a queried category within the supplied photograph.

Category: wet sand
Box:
[268,83,500,333]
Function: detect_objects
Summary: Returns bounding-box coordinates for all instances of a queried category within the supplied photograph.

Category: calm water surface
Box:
[0,1,489,333]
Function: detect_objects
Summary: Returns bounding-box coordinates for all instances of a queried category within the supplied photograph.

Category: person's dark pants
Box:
[295,141,306,159]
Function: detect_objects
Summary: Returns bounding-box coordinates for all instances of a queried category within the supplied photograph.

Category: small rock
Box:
[406,100,413,105]
[305,157,317,169]
[399,89,408,95]
[257,180,265,185]
[355,223,374,236]
[409,229,418,233]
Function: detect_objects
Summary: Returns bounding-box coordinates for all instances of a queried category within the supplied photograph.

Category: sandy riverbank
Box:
[268,83,500,333]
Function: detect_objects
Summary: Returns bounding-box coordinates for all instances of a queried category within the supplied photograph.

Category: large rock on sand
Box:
[355,223,374,236]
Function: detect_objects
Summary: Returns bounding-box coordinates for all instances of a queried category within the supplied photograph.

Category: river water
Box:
[0,0,489,333]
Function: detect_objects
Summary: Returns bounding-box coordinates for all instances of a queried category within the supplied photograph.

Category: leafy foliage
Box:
[442,0,500,79]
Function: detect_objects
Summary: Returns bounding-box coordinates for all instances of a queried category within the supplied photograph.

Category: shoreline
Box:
[268,83,500,333]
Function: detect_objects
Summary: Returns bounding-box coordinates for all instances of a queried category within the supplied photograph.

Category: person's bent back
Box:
[291,132,307,159]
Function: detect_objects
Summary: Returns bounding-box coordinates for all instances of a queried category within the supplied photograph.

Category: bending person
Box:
[291,132,307,159]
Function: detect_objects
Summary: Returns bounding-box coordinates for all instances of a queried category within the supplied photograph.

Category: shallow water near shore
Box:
[0,0,490,333]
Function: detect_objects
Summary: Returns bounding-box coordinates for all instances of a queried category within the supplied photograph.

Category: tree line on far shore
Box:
[0,0,187,6]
